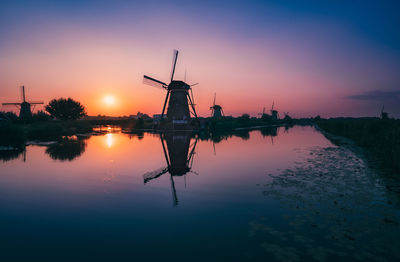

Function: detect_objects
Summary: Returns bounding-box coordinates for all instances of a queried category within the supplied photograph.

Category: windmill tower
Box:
[210,93,224,118]
[2,86,44,120]
[143,50,198,127]
[143,132,198,206]
[270,101,279,121]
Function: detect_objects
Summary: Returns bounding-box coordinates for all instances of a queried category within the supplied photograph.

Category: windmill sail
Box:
[213,93,216,107]
[170,49,179,82]
[143,75,168,89]
[21,86,26,102]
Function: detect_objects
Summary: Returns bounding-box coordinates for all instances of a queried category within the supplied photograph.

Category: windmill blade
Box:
[143,167,168,184]
[213,93,216,107]
[21,86,26,102]
[190,88,195,106]
[170,49,179,82]
[30,101,44,104]
[190,83,199,87]
[143,75,168,89]
[2,102,21,106]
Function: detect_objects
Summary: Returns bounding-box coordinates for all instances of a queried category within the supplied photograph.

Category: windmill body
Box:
[143,50,198,128]
[270,101,279,121]
[211,105,223,118]
[19,102,32,119]
[210,93,224,118]
[2,86,44,120]
[166,81,191,124]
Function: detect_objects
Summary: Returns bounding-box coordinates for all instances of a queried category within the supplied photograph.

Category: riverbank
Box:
[0,117,155,147]
[315,118,400,173]
[0,120,93,147]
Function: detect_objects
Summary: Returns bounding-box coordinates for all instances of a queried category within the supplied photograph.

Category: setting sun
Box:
[103,95,116,106]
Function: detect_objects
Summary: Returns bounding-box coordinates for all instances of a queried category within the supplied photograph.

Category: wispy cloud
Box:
[347,90,400,101]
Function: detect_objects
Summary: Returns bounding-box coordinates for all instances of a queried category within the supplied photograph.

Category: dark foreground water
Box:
[1,126,399,261]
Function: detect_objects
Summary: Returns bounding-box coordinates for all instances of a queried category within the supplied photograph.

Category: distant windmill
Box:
[381,105,388,120]
[283,112,292,121]
[270,101,279,121]
[2,86,44,120]
[210,93,224,118]
[143,50,198,127]
[258,107,266,118]
[143,133,198,206]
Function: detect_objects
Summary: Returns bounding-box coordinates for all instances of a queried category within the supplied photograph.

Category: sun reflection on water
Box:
[106,133,113,148]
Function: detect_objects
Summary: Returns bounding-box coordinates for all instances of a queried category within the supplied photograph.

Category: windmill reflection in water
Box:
[143,132,198,206]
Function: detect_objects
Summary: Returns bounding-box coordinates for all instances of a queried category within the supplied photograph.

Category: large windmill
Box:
[210,93,224,118]
[142,132,198,206]
[2,86,44,120]
[143,50,198,127]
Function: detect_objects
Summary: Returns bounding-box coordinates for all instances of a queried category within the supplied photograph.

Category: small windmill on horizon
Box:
[2,86,44,120]
[381,105,389,119]
[258,107,267,118]
[210,93,224,118]
[270,101,279,120]
[143,50,198,127]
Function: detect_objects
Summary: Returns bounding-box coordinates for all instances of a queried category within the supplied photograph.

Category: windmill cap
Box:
[169,81,190,90]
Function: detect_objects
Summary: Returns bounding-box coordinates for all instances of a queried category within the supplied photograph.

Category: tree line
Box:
[2,97,86,121]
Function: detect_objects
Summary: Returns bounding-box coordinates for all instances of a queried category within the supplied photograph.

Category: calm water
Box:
[1,126,399,261]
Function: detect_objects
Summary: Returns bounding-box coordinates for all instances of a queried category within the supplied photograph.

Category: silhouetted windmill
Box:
[143,50,198,127]
[210,93,224,118]
[143,132,198,206]
[381,105,388,120]
[283,112,292,122]
[270,101,279,121]
[2,86,44,120]
[258,107,266,118]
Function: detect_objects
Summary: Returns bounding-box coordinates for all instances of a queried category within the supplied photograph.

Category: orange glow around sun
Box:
[103,95,116,106]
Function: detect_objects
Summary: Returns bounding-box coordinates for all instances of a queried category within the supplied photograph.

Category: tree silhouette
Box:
[45,98,86,120]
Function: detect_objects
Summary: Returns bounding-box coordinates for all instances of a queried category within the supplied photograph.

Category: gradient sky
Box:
[1,0,399,118]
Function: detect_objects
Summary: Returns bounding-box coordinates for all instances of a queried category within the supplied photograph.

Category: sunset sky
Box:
[1,0,399,118]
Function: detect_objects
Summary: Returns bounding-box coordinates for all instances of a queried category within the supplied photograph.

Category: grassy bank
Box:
[316,118,400,173]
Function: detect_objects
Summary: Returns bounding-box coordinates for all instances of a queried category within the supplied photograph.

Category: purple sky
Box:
[1,0,399,117]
